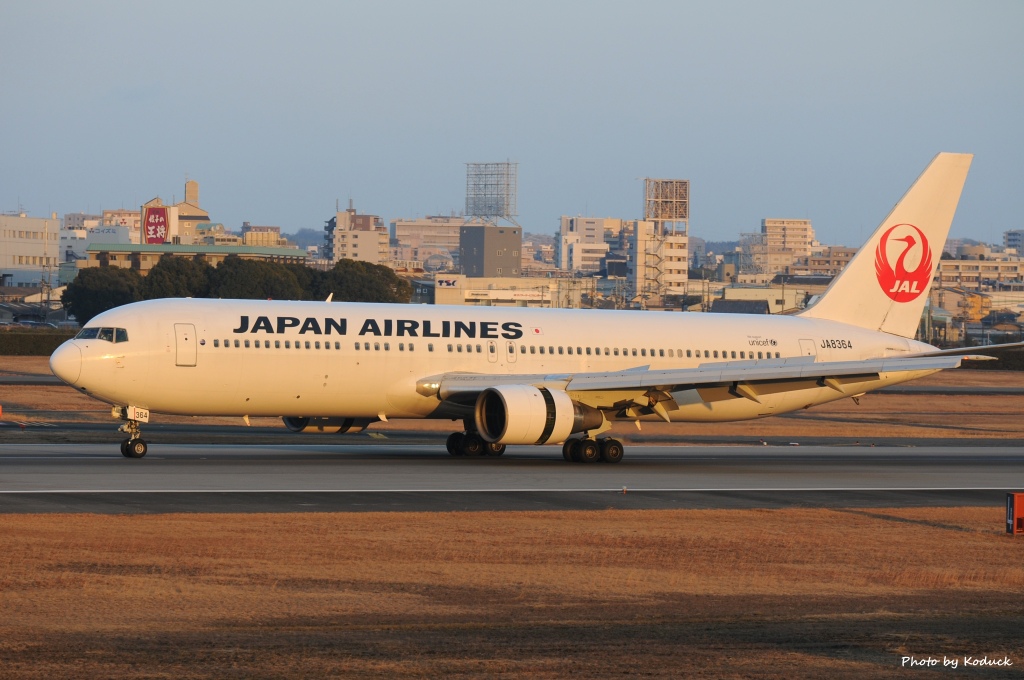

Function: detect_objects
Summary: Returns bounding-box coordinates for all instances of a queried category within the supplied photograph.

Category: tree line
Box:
[62,255,413,324]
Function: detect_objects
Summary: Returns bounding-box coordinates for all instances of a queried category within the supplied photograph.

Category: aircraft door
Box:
[798,338,817,357]
[487,340,498,363]
[175,323,198,367]
[505,340,518,363]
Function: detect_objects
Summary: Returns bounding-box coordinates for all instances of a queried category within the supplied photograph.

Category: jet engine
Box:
[282,417,371,434]
[474,385,603,445]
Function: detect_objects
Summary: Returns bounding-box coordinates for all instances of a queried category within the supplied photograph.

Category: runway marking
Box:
[0,487,1016,494]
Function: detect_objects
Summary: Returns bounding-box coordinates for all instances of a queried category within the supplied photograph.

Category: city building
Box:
[82,243,306,273]
[323,202,388,265]
[555,217,624,272]
[745,218,815,275]
[0,212,61,287]
[390,215,484,267]
[459,225,521,277]
[628,219,688,302]
[240,222,287,247]
[1004,229,1024,253]
[432,273,591,308]
[795,245,856,276]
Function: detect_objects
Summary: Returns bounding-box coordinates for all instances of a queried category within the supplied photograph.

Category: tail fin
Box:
[798,152,972,338]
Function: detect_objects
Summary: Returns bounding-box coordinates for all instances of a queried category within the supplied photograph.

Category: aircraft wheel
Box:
[120,439,131,458]
[562,440,575,462]
[461,433,484,456]
[577,438,599,463]
[446,432,464,456]
[123,438,148,459]
[485,442,506,456]
[600,438,624,464]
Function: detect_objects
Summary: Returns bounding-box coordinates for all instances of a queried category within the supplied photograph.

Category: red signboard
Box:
[143,206,169,244]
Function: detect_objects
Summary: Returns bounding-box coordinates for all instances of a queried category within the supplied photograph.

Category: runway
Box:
[1,442,1021,513]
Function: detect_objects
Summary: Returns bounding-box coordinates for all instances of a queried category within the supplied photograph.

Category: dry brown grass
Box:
[1,508,1023,678]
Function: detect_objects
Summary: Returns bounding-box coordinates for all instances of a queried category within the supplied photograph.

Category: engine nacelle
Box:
[282,416,371,434]
[474,385,603,445]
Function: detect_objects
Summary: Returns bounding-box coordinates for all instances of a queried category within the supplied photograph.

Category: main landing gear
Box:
[562,437,624,464]
[446,431,506,457]
[117,419,148,459]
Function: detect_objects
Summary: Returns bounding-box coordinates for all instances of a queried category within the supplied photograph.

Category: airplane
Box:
[50,152,996,461]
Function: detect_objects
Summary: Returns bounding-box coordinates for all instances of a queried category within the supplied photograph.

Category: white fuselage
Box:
[52,298,937,425]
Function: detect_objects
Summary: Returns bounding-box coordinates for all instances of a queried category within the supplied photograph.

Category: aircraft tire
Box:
[120,439,130,457]
[600,438,624,464]
[461,433,484,456]
[577,439,600,463]
[123,438,148,459]
[562,440,575,462]
[486,442,506,456]
[446,432,464,456]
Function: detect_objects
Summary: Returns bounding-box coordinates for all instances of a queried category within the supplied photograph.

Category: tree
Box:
[207,255,304,300]
[61,266,143,324]
[324,259,412,303]
[141,254,213,299]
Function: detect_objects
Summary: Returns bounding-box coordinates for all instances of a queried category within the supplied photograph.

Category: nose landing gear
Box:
[117,417,148,458]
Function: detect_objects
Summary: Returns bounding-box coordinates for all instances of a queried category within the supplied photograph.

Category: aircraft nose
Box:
[50,342,82,385]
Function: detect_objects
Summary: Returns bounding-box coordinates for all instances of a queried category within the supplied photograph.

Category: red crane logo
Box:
[875,224,932,302]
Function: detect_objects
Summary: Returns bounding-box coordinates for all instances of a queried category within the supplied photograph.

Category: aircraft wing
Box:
[432,354,967,411]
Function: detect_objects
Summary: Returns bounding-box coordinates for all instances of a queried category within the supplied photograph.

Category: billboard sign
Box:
[143,206,169,244]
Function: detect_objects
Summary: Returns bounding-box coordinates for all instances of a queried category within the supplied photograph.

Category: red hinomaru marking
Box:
[874,224,932,302]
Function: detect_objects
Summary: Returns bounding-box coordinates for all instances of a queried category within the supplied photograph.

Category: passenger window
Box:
[244,340,250,348]
[305,341,311,349]
[659,349,665,357]
[704,350,710,358]
[335,342,340,349]
[686,350,692,358]
[604,348,609,356]
[549,346,554,354]
[355,343,360,350]
[234,340,240,348]
[614,348,619,356]
[530,346,536,354]
[586,347,592,355]
[713,351,718,358]
[740,351,745,359]
[731,351,736,359]
[364,343,370,350]
[384,343,390,351]
[539,346,545,354]
[631,349,637,357]
[274,341,280,349]
[641,349,647,357]
[399,343,405,351]
[315,341,321,349]
[489,344,495,354]
[566,347,572,355]
[409,343,414,352]
[264,341,270,348]
[667,349,672,357]
[457,344,463,352]
[559,347,564,355]
[428,343,433,352]
[447,344,453,352]
[214,339,220,348]
[374,343,380,351]
[476,344,481,353]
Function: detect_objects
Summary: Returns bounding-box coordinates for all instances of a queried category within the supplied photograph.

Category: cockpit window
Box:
[75,327,129,343]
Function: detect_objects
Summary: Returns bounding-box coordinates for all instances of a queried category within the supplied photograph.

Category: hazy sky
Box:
[2,1,1021,247]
